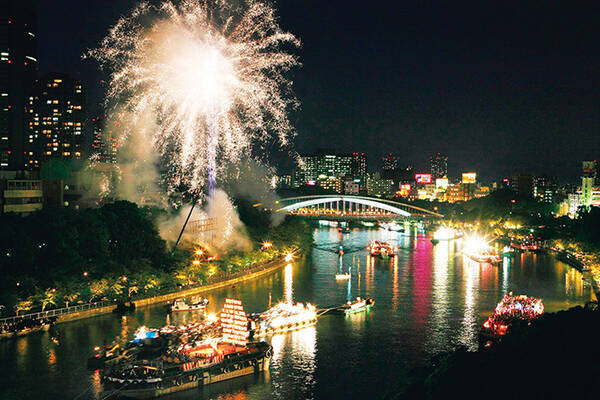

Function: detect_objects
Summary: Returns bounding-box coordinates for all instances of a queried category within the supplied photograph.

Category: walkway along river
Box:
[0,227,594,399]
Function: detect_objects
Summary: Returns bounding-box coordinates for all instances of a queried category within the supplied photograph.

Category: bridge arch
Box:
[276,195,443,219]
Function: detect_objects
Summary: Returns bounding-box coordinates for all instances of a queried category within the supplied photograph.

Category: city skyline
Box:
[28,0,600,182]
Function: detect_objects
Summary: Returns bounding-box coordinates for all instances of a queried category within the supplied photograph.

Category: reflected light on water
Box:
[92,369,102,396]
[47,347,56,366]
[430,240,449,348]
[16,338,27,372]
[460,260,477,350]
[502,257,510,294]
[284,264,293,305]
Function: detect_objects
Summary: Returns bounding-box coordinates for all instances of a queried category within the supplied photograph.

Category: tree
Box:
[63,291,79,308]
[89,279,110,302]
[40,288,57,312]
[14,299,33,316]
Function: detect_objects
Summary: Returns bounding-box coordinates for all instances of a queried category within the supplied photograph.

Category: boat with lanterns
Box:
[367,241,397,258]
[479,293,544,348]
[464,248,502,264]
[101,299,272,399]
[510,238,541,252]
[248,302,317,338]
[463,236,502,264]
[169,297,209,313]
[337,297,374,315]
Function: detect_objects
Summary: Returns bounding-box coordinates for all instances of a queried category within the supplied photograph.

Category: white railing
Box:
[0,300,113,325]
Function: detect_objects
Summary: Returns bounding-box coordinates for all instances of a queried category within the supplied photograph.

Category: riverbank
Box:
[495,235,599,297]
[391,302,600,400]
[131,250,301,309]
[0,250,301,329]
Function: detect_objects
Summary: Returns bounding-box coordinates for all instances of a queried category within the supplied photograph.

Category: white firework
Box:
[89,0,299,196]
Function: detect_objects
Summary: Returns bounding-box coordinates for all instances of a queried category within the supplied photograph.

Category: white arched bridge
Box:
[276,195,443,220]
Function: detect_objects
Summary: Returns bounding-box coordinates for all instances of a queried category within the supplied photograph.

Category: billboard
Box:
[462,172,477,184]
[415,173,432,184]
[435,177,449,189]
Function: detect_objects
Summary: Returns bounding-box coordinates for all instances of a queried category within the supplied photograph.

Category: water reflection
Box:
[460,258,477,350]
[0,228,595,400]
[284,264,293,305]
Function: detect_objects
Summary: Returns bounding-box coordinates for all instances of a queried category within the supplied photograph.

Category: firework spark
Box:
[89,0,299,197]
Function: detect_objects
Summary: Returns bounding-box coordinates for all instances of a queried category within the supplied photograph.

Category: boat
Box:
[379,222,403,232]
[465,250,502,264]
[479,293,544,348]
[248,302,317,338]
[101,299,272,398]
[102,339,271,399]
[335,273,351,280]
[510,241,541,252]
[170,297,209,313]
[502,246,515,257]
[338,297,374,315]
[367,241,397,258]
[0,317,55,341]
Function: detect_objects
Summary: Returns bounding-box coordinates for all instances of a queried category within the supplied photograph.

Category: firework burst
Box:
[89,0,299,197]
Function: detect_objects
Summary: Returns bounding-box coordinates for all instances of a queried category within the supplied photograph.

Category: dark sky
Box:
[34,0,600,182]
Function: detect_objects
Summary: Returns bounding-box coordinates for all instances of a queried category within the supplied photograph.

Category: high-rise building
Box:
[534,175,557,203]
[351,152,367,186]
[92,115,118,163]
[430,153,448,180]
[581,161,597,207]
[510,173,535,198]
[0,3,38,169]
[367,173,394,198]
[24,74,86,169]
[296,152,352,189]
[381,154,400,180]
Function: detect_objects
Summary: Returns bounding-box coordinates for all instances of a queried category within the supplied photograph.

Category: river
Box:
[0,227,594,399]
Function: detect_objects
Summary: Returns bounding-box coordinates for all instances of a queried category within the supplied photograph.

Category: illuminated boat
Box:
[379,222,403,232]
[335,273,351,280]
[0,317,54,341]
[464,249,502,264]
[463,236,501,264]
[170,297,209,313]
[339,297,374,315]
[367,241,397,258]
[249,302,317,337]
[510,240,541,252]
[102,299,272,399]
[102,339,271,399]
[479,293,544,348]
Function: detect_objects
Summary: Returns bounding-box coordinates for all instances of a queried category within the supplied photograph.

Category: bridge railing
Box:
[0,300,113,325]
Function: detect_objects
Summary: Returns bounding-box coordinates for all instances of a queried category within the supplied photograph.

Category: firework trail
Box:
[89,0,299,199]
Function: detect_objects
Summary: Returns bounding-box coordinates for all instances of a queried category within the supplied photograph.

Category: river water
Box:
[0,227,595,399]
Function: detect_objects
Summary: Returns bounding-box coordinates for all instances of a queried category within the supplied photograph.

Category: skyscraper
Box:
[381,154,400,179]
[92,115,118,163]
[351,152,367,186]
[0,3,38,169]
[430,153,448,180]
[581,161,597,207]
[24,74,86,168]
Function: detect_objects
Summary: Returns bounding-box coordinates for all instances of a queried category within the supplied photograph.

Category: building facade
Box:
[24,74,86,169]
[91,115,118,163]
[296,152,353,190]
[0,3,38,169]
[430,153,448,180]
[367,173,394,198]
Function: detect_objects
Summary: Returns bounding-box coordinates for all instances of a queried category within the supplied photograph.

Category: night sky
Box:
[34,0,600,181]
